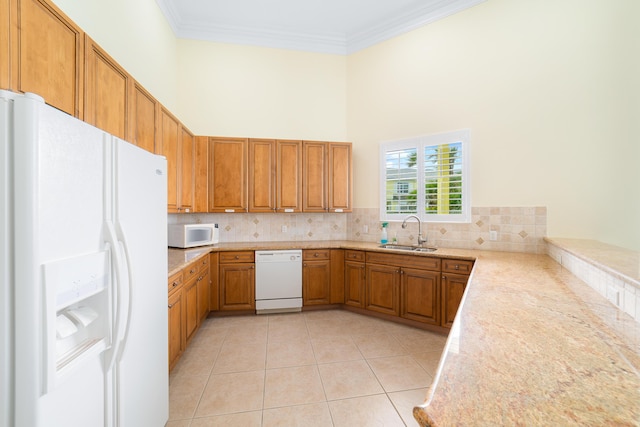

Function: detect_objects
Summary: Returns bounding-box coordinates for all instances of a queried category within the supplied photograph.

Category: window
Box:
[380,130,470,222]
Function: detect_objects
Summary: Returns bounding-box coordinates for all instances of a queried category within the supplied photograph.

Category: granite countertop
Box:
[167,240,640,424]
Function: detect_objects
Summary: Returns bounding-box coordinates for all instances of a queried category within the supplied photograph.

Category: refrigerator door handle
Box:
[114,220,133,360]
[103,220,128,372]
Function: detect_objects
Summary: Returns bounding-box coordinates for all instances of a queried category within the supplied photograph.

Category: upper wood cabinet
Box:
[179,126,194,212]
[302,141,327,212]
[276,140,303,212]
[249,138,276,212]
[0,0,9,89]
[248,138,303,213]
[129,82,159,153]
[209,137,248,213]
[328,142,352,212]
[194,136,209,213]
[160,107,180,212]
[9,0,84,117]
[84,35,129,140]
[303,141,352,213]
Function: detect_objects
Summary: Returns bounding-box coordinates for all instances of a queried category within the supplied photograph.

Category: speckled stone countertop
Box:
[413,250,640,426]
[167,240,640,425]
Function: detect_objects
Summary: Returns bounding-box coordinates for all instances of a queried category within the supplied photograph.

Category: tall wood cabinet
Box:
[194,136,209,212]
[179,126,194,212]
[161,109,194,213]
[209,137,248,213]
[9,0,84,117]
[276,140,303,212]
[249,138,276,212]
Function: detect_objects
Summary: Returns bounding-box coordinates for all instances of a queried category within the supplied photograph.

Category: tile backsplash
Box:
[169,206,547,253]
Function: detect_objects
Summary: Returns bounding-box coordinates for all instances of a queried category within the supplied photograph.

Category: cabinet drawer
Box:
[168,271,183,294]
[220,251,255,263]
[198,255,210,271]
[183,260,200,282]
[366,252,441,271]
[442,259,474,275]
[303,249,330,261]
[344,250,365,262]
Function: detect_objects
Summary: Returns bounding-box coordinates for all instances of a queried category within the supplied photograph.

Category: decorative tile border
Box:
[169,206,546,253]
[346,207,547,254]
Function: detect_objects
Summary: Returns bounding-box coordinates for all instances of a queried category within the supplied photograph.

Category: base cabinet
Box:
[400,268,440,326]
[302,250,331,305]
[167,271,184,372]
[219,251,255,311]
[441,272,468,328]
[365,263,400,316]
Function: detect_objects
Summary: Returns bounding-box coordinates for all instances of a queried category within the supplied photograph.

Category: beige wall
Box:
[50,0,179,111]
[347,0,640,250]
[48,0,639,250]
[176,40,347,139]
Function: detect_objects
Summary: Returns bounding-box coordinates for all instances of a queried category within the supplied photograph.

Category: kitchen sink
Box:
[379,244,437,252]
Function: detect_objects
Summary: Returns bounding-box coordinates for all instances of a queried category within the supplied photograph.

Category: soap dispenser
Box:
[380,222,388,244]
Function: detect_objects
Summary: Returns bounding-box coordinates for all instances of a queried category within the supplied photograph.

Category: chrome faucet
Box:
[402,215,427,246]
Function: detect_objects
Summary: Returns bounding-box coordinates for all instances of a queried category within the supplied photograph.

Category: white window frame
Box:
[379,129,470,223]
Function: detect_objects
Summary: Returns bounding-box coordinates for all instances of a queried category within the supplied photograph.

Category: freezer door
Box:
[111,138,168,427]
[12,93,110,427]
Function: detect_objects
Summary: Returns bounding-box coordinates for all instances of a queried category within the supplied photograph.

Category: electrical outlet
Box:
[489,230,498,241]
[364,225,369,233]
[281,225,287,233]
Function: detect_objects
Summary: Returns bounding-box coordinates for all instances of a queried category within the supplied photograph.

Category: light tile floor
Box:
[166,309,447,427]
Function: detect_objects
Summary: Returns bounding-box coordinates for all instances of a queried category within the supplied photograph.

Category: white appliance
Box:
[0,91,168,427]
[255,250,302,314]
[168,223,219,248]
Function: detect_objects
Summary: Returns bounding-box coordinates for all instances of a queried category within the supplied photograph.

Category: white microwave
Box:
[168,223,219,248]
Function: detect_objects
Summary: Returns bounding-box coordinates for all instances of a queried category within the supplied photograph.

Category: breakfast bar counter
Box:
[413,249,640,426]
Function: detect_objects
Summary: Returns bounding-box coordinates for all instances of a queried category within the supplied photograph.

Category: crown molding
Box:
[346,0,486,54]
[156,0,486,55]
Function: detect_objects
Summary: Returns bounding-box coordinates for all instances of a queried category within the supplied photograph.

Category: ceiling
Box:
[155,0,486,55]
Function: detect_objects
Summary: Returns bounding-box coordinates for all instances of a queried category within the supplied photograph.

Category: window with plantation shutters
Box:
[380,130,470,223]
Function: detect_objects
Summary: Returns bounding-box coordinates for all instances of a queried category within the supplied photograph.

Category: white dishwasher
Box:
[255,250,303,314]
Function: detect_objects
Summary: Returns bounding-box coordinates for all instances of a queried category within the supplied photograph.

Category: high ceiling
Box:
[155,0,485,55]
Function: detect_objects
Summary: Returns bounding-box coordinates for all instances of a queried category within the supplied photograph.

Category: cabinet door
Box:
[84,36,129,139]
[160,107,180,213]
[197,269,210,323]
[276,140,302,212]
[184,277,198,344]
[401,268,440,325]
[302,260,331,305]
[194,136,209,212]
[209,137,248,212]
[10,0,84,117]
[129,82,159,153]
[441,273,468,328]
[344,261,365,308]
[365,263,400,316]
[302,141,327,212]
[249,139,275,212]
[168,289,184,371]
[328,142,352,212]
[180,126,194,212]
[209,253,219,311]
[219,263,255,310]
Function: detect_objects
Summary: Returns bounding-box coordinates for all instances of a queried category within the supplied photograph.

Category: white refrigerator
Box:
[0,90,169,427]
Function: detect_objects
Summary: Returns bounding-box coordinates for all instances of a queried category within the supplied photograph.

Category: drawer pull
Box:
[172,281,179,288]
[190,268,196,274]
[454,264,460,270]
[314,253,319,257]
[235,255,240,260]
[168,304,173,309]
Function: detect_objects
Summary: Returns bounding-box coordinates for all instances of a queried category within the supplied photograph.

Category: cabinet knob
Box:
[172,281,179,287]
[235,255,239,260]
[314,253,319,257]
[454,264,460,270]
[190,268,196,274]
[251,265,255,269]
[168,304,173,309]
